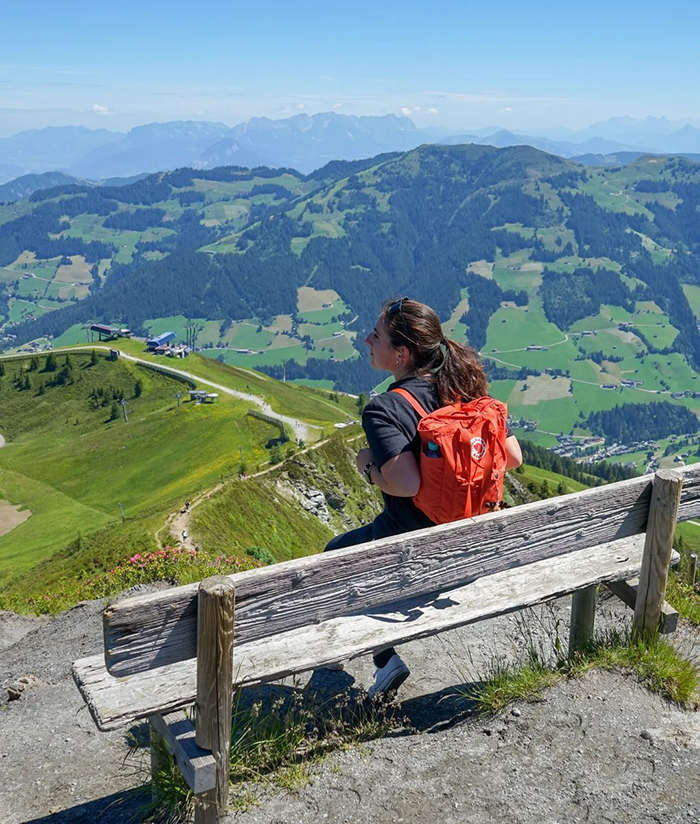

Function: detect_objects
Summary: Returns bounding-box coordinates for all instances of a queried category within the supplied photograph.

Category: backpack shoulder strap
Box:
[390,387,429,419]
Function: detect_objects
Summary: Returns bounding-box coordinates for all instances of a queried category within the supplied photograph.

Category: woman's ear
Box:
[395,345,411,366]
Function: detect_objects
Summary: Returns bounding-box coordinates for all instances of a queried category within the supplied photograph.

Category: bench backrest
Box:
[103,464,700,678]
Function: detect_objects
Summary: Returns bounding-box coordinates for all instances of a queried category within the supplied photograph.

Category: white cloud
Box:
[400,106,412,115]
[332,102,342,110]
[88,103,113,115]
[499,107,513,113]
[427,107,439,114]
[296,103,305,110]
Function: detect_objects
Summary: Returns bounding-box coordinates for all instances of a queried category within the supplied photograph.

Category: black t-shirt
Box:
[362,375,442,538]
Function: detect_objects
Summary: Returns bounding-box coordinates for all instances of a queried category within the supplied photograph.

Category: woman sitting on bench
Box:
[325,297,522,698]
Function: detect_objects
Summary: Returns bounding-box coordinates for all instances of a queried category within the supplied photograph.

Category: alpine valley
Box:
[4,141,700,472]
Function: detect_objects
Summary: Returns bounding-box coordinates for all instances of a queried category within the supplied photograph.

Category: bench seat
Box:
[74,533,649,731]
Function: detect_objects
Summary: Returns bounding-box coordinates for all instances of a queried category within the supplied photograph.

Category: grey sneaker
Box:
[368,654,410,699]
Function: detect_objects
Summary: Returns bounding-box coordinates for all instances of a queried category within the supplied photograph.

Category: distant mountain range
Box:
[4,113,700,193]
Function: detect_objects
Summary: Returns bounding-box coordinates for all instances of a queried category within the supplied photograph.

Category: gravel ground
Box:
[0,592,698,824]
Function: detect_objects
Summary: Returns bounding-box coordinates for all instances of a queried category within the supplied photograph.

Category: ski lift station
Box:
[90,324,132,341]
[147,331,176,350]
[189,389,218,404]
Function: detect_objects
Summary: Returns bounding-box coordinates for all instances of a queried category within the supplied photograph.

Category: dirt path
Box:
[164,434,363,548]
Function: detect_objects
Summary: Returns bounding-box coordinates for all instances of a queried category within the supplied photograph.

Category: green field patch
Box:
[208,345,309,369]
[579,174,652,217]
[297,287,341,313]
[491,265,542,291]
[298,321,344,340]
[499,223,534,239]
[484,299,567,352]
[488,379,517,406]
[516,464,589,495]
[297,302,349,324]
[575,328,645,365]
[51,323,92,348]
[202,201,249,225]
[140,226,177,243]
[7,298,57,325]
[229,322,274,350]
[143,316,188,342]
[511,429,559,448]
[522,395,579,435]
[290,236,312,255]
[682,284,700,322]
[0,468,113,586]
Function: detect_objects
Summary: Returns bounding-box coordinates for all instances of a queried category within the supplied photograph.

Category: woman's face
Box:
[364,312,398,372]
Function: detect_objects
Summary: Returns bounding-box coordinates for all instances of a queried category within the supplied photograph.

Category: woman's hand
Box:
[355,447,374,475]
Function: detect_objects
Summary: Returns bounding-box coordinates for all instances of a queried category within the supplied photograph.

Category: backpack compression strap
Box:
[390,387,429,418]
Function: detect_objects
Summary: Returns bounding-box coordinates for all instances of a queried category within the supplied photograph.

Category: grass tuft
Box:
[666,570,700,627]
[464,618,699,715]
[146,680,403,819]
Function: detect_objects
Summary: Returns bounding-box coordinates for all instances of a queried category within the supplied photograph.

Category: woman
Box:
[325,297,522,698]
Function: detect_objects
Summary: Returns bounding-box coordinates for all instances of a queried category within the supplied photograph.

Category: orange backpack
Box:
[391,388,509,525]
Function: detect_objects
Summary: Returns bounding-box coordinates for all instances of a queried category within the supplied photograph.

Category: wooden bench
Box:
[73,467,699,822]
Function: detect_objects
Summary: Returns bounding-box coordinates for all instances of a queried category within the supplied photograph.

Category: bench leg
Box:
[634,469,683,637]
[150,717,165,802]
[568,585,596,655]
[194,576,236,824]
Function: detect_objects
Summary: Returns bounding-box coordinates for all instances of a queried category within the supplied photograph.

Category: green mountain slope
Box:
[6,146,700,469]
[0,350,352,590]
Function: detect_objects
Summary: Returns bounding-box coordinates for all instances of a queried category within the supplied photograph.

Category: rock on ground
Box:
[0,593,698,824]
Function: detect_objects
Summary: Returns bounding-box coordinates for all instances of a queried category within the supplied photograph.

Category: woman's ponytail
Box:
[383,299,488,405]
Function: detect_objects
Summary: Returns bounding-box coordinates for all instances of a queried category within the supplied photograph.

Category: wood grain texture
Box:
[633,470,683,635]
[194,577,235,822]
[102,465,700,677]
[605,578,678,634]
[149,711,216,794]
[75,534,647,730]
[568,586,596,653]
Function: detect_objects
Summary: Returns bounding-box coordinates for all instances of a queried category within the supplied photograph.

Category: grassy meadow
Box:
[0,350,322,589]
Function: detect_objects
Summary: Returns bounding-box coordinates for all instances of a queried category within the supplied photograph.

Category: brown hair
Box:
[382,297,488,405]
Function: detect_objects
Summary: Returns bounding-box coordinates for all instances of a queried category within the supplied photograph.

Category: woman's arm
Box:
[505,435,523,471]
[356,447,421,497]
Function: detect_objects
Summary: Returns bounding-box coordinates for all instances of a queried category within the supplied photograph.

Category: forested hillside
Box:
[5,144,700,470]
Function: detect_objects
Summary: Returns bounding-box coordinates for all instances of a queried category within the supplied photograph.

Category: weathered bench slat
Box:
[104,465,700,677]
[76,534,646,730]
[149,711,216,794]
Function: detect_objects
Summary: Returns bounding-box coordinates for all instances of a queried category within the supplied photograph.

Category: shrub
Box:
[246,546,276,565]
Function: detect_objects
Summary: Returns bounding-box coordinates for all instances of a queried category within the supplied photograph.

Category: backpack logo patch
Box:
[470,437,486,460]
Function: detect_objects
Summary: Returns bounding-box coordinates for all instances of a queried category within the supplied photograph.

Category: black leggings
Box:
[324,523,396,670]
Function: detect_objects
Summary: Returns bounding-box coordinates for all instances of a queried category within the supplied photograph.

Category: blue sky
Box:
[1,0,699,136]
